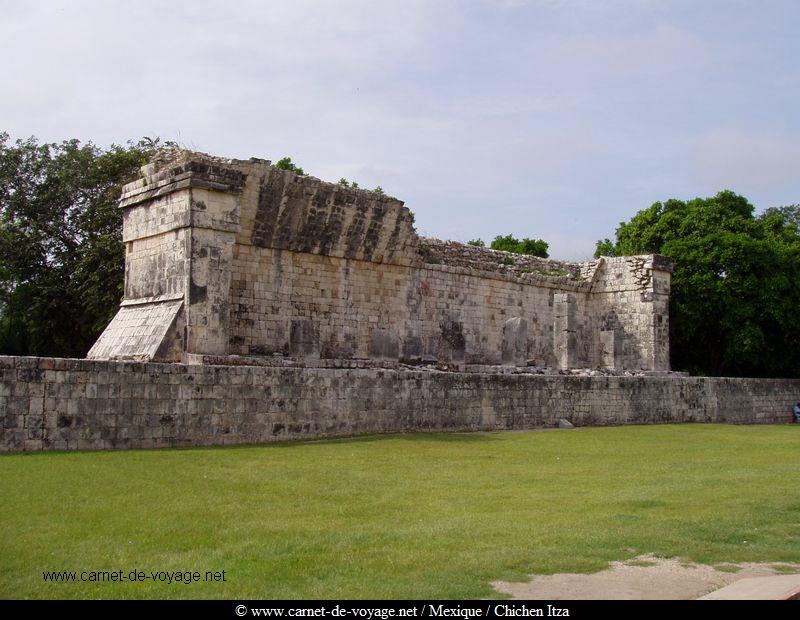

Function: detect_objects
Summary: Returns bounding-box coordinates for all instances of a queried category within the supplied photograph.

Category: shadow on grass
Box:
[0,430,505,460]
[284,430,503,447]
[206,430,506,453]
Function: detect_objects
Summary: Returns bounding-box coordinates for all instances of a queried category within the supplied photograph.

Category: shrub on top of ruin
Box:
[490,235,549,258]
[467,239,485,247]
[274,156,305,176]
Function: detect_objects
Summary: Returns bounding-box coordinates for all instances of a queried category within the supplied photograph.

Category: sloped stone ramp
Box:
[492,555,800,600]
[699,574,800,600]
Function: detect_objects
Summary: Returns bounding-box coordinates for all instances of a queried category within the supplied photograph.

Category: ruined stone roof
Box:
[417,237,587,281]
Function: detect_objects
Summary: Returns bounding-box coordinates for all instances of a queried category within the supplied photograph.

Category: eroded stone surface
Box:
[2,355,798,453]
[89,149,672,372]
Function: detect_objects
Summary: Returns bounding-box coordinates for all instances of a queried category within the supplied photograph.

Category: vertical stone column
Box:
[437,317,466,364]
[183,189,240,355]
[370,328,399,361]
[553,293,577,369]
[88,153,245,361]
[599,329,620,369]
[502,317,528,366]
[289,319,321,358]
[649,255,672,371]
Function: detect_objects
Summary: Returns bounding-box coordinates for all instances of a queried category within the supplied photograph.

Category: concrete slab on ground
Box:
[698,574,800,600]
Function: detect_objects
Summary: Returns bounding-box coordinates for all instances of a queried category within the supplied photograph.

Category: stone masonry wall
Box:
[90,150,672,371]
[229,246,597,366]
[2,356,797,453]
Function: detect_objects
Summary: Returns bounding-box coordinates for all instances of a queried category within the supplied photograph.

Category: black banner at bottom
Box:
[0,599,796,619]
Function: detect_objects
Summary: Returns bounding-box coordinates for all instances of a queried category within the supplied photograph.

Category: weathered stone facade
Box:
[4,151,797,455]
[88,150,672,371]
[2,356,797,453]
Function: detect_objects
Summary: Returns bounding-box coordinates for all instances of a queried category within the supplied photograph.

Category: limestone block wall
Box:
[2,356,798,453]
[589,255,672,370]
[228,247,598,365]
[89,150,672,371]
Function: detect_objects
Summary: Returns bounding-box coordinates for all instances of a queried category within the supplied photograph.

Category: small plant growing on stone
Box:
[467,239,485,247]
[275,156,305,176]
[373,186,384,195]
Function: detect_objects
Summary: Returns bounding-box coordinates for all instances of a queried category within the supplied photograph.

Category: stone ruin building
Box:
[7,149,797,455]
[88,150,672,374]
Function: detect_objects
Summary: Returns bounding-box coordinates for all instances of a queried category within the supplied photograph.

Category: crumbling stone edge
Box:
[1,355,797,453]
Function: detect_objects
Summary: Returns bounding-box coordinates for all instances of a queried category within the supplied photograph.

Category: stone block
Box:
[369,328,399,360]
[437,318,465,363]
[600,329,621,370]
[553,294,577,369]
[289,319,320,358]
[502,317,528,366]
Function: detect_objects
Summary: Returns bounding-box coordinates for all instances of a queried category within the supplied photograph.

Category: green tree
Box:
[490,234,549,258]
[597,190,800,377]
[593,238,616,257]
[761,204,800,235]
[0,132,168,357]
[274,156,304,176]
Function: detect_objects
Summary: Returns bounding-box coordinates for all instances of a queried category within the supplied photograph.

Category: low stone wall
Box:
[1,356,797,452]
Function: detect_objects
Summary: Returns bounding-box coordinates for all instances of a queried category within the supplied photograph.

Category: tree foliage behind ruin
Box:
[489,235,549,258]
[596,191,800,377]
[0,132,168,357]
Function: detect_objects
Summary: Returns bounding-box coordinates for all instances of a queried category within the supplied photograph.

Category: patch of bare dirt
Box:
[492,554,800,600]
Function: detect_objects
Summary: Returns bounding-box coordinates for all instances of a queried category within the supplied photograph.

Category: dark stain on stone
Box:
[384,205,410,263]
[319,192,346,256]
[275,178,311,250]
[440,317,466,351]
[321,337,355,359]
[252,171,287,247]
[361,201,389,262]
[344,195,369,259]
[296,184,331,253]
[190,279,207,303]
[185,161,246,192]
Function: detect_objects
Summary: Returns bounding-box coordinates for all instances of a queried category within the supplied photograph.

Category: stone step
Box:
[698,574,800,600]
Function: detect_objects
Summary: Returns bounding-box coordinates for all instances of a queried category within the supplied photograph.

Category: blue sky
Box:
[2,0,799,259]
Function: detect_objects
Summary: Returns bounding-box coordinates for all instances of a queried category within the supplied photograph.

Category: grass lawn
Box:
[1,424,799,599]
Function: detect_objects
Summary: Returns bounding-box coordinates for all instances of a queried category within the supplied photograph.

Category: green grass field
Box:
[2,424,799,599]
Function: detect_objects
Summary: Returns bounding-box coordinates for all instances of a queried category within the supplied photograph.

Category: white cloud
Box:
[690,129,800,193]
[1,0,799,259]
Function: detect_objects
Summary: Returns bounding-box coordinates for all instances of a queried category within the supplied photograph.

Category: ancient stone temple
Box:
[88,150,672,371]
[8,149,798,455]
